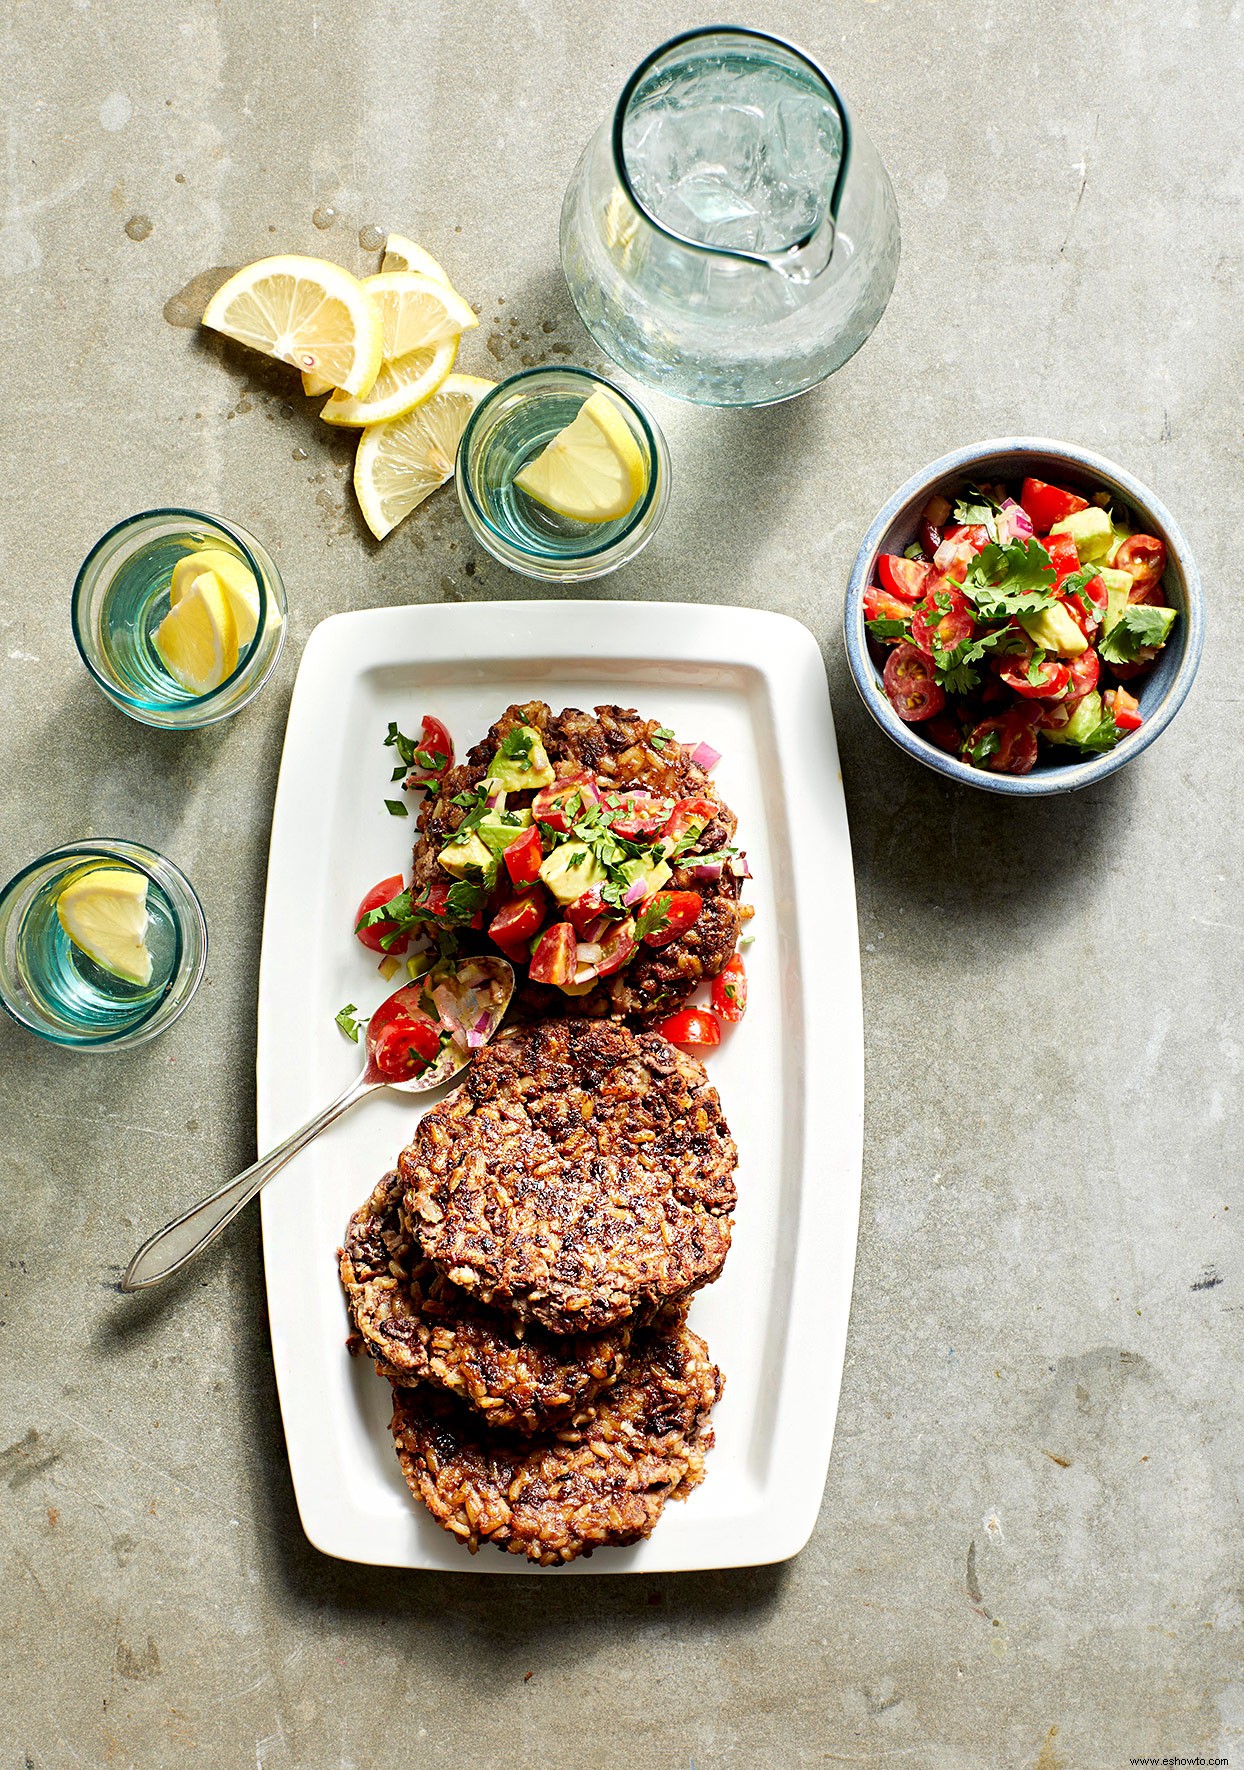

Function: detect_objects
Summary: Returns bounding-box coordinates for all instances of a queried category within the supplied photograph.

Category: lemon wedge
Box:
[513,390,646,524]
[318,273,473,425]
[318,336,458,427]
[202,255,383,397]
[57,866,153,987]
[154,570,239,694]
[354,373,495,539]
[381,235,453,286]
[170,548,261,646]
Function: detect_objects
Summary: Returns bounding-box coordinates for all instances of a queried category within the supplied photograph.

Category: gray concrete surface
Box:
[1,1,1240,1765]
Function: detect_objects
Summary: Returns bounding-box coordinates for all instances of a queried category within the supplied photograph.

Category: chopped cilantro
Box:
[903,542,925,561]
[445,878,487,920]
[967,729,1000,766]
[1098,604,1176,665]
[384,720,418,768]
[958,540,1057,618]
[496,723,535,763]
[652,726,675,748]
[1025,648,1048,687]
[335,1003,362,1043]
[1073,710,1124,752]
[953,484,1005,526]
[384,798,408,817]
[1059,565,1101,616]
[931,625,1022,695]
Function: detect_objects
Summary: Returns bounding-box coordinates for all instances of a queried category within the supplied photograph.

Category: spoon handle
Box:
[120,1071,376,1292]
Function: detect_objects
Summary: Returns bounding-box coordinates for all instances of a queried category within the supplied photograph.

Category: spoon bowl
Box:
[120,955,514,1292]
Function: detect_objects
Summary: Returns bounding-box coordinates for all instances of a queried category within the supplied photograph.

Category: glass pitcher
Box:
[560,26,900,407]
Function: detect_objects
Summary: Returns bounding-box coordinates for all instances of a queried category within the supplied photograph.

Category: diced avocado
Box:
[1019,601,1088,658]
[1051,506,1113,562]
[484,725,556,792]
[437,829,495,879]
[1043,690,1103,747]
[1106,520,1133,566]
[539,840,607,905]
[1097,566,1133,636]
[619,853,672,898]
[476,808,533,856]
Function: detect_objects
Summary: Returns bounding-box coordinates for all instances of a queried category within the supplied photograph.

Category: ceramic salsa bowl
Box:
[844,439,1204,796]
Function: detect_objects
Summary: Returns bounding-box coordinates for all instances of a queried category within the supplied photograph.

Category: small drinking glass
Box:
[456,366,670,581]
[0,839,207,1051]
[72,508,287,729]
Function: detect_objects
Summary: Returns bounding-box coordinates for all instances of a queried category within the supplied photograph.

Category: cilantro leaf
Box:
[866,618,911,642]
[1058,565,1101,616]
[902,542,925,562]
[958,540,1057,618]
[384,799,408,817]
[1072,709,1124,753]
[384,720,418,767]
[930,624,1023,694]
[335,1003,362,1043]
[1098,604,1176,665]
[967,729,1000,766]
[634,895,671,941]
[651,726,675,750]
[496,724,535,763]
[445,879,487,921]
[1026,648,1048,687]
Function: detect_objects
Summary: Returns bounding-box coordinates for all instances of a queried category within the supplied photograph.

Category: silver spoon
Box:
[120,955,514,1293]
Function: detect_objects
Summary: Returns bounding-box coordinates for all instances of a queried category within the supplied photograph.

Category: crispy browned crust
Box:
[339,1170,635,1435]
[411,702,746,1021]
[389,1318,722,1564]
[399,1019,737,1336]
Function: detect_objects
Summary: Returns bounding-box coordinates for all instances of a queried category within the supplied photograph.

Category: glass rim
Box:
[71,506,272,712]
[457,365,665,563]
[0,838,197,1047]
[610,24,853,267]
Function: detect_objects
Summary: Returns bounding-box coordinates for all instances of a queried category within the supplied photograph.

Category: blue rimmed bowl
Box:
[844,439,1204,796]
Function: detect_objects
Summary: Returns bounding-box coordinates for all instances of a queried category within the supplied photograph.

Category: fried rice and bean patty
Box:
[388,1314,722,1564]
[339,1168,635,1436]
[411,701,747,1021]
[399,1019,738,1336]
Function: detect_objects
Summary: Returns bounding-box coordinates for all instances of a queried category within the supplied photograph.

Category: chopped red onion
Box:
[576,941,604,965]
[572,962,599,985]
[998,498,1034,542]
[729,854,751,878]
[484,785,507,810]
[687,858,724,881]
[622,876,647,907]
[582,916,609,946]
[689,741,721,771]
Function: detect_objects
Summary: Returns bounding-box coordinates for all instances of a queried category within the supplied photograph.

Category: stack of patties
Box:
[338,1017,736,1565]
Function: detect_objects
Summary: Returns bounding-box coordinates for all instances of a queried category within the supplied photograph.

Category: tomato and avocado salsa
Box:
[865,476,1178,774]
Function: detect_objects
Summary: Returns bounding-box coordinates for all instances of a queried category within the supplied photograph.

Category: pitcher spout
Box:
[764,213,837,283]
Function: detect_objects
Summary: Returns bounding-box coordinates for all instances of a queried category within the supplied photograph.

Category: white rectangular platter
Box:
[256,600,863,1573]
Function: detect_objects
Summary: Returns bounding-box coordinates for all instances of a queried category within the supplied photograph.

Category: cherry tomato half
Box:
[883,643,946,723]
[371,1014,440,1082]
[654,1008,722,1049]
[639,890,703,948]
[489,889,547,961]
[864,587,915,631]
[911,585,975,657]
[420,880,483,930]
[1064,648,1100,701]
[711,954,747,1023]
[1020,478,1088,531]
[596,916,638,977]
[877,554,933,603]
[531,772,600,834]
[501,823,544,890]
[924,712,966,753]
[355,873,409,955]
[997,643,1070,701]
[659,797,716,854]
[407,714,455,784]
[1114,534,1167,602]
[964,711,1039,775]
[528,921,576,985]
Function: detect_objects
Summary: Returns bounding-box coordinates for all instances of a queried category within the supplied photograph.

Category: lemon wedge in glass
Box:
[513,390,646,523]
[154,570,239,694]
[318,273,474,427]
[202,255,383,397]
[170,548,261,646]
[57,866,153,987]
[354,373,495,539]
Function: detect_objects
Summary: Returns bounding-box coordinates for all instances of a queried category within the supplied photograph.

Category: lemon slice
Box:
[154,571,239,694]
[364,272,476,355]
[57,867,153,987]
[320,336,458,427]
[202,255,383,397]
[170,548,261,646]
[354,373,495,540]
[381,235,452,286]
[513,390,646,524]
